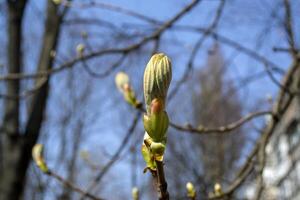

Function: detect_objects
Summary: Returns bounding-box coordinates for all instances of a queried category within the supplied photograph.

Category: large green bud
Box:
[143,53,172,112]
[143,98,169,142]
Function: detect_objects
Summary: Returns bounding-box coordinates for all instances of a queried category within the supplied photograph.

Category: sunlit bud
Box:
[52,0,61,5]
[132,187,139,200]
[80,150,89,159]
[115,72,140,107]
[186,182,196,199]
[143,53,172,112]
[32,144,49,173]
[214,183,223,196]
[76,44,85,56]
[115,72,130,92]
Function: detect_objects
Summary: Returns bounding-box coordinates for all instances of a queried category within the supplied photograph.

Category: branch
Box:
[170,111,272,134]
[0,78,47,99]
[80,112,141,199]
[47,170,103,200]
[0,0,201,81]
[155,161,169,200]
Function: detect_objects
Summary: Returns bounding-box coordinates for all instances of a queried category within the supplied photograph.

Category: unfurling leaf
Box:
[141,133,156,171]
[143,104,169,142]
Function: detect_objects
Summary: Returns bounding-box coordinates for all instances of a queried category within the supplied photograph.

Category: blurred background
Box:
[0,0,299,199]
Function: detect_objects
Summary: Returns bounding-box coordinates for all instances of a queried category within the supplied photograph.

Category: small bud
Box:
[80,150,89,159]
[76,44,85,56]
[115,72,130,92]
[132,187,139,200]
[214,183,223,196]
[32,144,49,173]
[52,0,61,5]
[150,142,165,161]
[115,72,140,107]
[143,53,172,112]
[186,182,196,199]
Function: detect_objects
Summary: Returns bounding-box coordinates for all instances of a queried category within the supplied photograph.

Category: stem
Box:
[155,160,169,200]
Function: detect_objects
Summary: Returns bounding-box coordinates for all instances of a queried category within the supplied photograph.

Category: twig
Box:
[0,78,48,99]
[0,0,201,81]
[80,112,141,199]
[47,170,103,200]
[155,161,169,200]
[170,111,272,134]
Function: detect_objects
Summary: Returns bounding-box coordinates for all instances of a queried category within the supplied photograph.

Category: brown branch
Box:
[170,111,272,134]
[80,53,126,78]
[0,78,48,99]
[80,112,141,199]
[155,161,169,200]
[47,170,103,200]
[169,0,225,100]
[0,0,201,82]
[283,0,297,56]
[62,1,159,25]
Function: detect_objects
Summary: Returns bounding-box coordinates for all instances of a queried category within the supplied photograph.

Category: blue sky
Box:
[1,0,299,199]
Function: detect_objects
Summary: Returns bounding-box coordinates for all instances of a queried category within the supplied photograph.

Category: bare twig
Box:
[0,0,201,82]
[170,111,272,134]
[80,112,141,199]
[47,170,103,200]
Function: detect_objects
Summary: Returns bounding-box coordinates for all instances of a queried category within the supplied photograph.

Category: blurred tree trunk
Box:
[192,42,245,188]
[0,1,62,199]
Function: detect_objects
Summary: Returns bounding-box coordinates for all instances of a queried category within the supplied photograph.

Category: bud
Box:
[32,144,49,173]
[214,183,223,196]
[143,106,169,142]
[115,72,130,92]
[143,53,172,112]
[76,44,85,56]
[52,0,61,5]
[186,182,196,199]
[150,142,165,161]
[132,187,139,200]
[115,72,140,107]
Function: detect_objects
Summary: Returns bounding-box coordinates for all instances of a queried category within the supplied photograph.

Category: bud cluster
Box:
[142,53,172,169]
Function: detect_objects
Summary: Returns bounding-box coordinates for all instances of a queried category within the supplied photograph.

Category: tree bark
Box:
[0,1,62,199]
[0,0,27,199]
